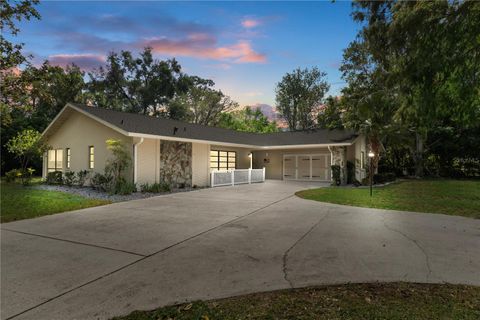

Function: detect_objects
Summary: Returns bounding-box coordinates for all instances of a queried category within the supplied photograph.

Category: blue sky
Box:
[11,1,359,108]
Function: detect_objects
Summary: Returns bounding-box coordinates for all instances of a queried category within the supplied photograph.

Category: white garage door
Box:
[282,154,331,181]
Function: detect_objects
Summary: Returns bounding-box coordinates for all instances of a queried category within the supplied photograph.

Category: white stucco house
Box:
[42,103,368,187]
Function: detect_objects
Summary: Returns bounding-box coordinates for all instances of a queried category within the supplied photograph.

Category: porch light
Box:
[368,151,375,158]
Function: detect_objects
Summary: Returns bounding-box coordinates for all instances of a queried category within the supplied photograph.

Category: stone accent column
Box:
[330,146,347,185]
[160,141,192,188]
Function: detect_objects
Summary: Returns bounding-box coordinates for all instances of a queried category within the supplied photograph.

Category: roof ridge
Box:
[70,103,270,137]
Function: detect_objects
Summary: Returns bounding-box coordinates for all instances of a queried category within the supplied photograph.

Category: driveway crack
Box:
[282,212,330,288]
[4,193,295,320]
[382,215,433,282]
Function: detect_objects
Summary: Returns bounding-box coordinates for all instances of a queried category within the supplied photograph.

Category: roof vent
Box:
[173,127,178,135]
[184,127,186,132]
[120,119,124,125]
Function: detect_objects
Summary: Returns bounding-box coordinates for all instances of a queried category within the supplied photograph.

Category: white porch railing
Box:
[210,168,265,187]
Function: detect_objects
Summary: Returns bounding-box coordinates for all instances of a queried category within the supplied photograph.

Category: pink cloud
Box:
[241,19,261,28]
[142,35,266,63]
[48,54,106,71]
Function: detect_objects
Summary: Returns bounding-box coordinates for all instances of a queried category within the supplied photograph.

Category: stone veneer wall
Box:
[331,146,347,185]
[160,140,192,188]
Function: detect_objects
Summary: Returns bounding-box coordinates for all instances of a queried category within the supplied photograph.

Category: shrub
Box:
[331,165,341,186]
[90,173,112,191]
[76,170,88,187]
[113,178,137,195]
[46,171,63,185]
[140,182,171,193]
[373,172,396,184]
[63,171,76,187]
[5,169,21,183]
[22,168,35,186]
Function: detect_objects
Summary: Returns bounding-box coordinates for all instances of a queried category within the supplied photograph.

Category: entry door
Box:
[283,155,296,180]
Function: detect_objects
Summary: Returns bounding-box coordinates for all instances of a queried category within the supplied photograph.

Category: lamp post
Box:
[368,151,375,196]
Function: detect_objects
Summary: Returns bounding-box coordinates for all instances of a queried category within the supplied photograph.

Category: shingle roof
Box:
[69,103,358,146]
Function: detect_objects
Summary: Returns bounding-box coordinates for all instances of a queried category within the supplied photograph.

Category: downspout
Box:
[328,145,333,181]
[133,138,144,184]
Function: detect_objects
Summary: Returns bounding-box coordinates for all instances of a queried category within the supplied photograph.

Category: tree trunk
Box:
[415,132,425,177]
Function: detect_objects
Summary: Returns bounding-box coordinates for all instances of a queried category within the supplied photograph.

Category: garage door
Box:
[282,154,331,181]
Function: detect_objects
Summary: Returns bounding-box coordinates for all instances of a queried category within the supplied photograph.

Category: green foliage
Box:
[63,171,76,187]
[90,172,112,191]
[1,182,109,223]
[3,168,34,185]
[46,171,63,185]
[0,0,40,70]
[276,67,330,130]
[5,169,20,183]
[1,62,84,175]
[91,141,135,194]
[297,180,480,219]
[168,80,238,126]
[114,283,480,320]
[87,48,192,115]
[76,170,89,187]
[6,129,48,184]
[373,172,396,184]
[218,106,278,133]
[112,178,137,195]
[343,0,480,177]
[140,182,171,193]
[331,165,341,186]
[317,96,344,130]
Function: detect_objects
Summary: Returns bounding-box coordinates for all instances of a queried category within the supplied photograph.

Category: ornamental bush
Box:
[46,171,63,185]
[331,165,341,186]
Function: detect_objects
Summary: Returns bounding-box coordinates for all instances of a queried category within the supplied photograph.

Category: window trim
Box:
[210,150,236,171]
[88,146,94,169]
[47,149,63,172]
[66,148,71,169]
[360,151,365,169]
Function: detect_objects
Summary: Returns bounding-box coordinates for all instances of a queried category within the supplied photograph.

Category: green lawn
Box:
[0,183,110,223]
[114,283,480,320]
[296,180,480,219]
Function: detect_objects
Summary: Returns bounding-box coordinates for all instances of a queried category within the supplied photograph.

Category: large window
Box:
[210,150,236,170]
[66,148,71,169]
[88,146,94,169]
[47,149,63,172]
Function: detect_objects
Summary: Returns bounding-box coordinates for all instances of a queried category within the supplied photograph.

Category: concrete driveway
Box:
[1,180,479,320]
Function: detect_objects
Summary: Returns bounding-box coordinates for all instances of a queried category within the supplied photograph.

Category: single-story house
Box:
[42,103,368,187]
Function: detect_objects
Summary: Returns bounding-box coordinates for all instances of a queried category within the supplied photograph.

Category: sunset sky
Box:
[10,1,360,109]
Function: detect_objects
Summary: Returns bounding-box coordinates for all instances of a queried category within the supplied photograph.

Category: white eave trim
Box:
[127,132,353,149]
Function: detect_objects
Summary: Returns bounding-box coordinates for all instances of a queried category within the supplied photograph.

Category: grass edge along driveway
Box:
[1,183,110,223]
[296,179,480,219]
[113,282,480,320]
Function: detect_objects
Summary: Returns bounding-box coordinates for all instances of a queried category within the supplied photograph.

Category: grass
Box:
[296,179,480,219]
[0,182,110,223]
[113,283,480,320]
